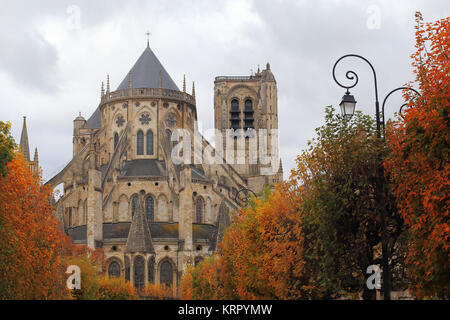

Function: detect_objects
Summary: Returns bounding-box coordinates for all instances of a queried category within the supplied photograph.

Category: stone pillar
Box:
[86,145,103,250]
[178,165,194,273]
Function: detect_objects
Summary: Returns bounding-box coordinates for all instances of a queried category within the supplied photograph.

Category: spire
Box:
[34,147,39,162]
[125,197,155,254]
[158,70,162,89]
[192,81,195,99]
[106,74,110,93]
[183,74,186,93]
[20,116,30,162]
[101,81,105,97]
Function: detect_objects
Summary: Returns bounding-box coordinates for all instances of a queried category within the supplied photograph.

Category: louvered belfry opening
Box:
[229,99,241,130]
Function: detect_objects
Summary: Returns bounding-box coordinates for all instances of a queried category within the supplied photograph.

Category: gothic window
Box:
[134,256,145,288]
[160,260,173,288]
[196,197,204,224]
[229,99,240,130]
[166,114,176,127]
[145,195,154,223]
[116,115,125,127]
[131,194,139,218]
[148,257,155,284]
[137,130,144,155]
[139,113,151,125]
[114,132,119,150]
[125,256,130,282]
[165,129,172,146]
[108,261,120,278]
[243,99,254,131]
[146,130,154,155]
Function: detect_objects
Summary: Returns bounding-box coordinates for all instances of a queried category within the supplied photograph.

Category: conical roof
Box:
[116,45,179,91]
[125,197,155,254]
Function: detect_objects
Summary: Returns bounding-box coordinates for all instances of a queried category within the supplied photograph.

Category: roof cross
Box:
[145,31,151,47]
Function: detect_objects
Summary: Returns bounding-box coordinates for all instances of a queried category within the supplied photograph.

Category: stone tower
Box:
[213,63,282,193]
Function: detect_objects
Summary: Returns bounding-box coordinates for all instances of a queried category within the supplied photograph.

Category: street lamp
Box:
[332,54,421,300]
[339,90,357,120]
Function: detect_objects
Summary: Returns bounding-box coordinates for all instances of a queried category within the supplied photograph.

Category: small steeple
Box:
[125,196,155,254]
[266,62,271,70]
[20,116,30,162]
[33,147,39,163]
[192,81,195,99]
[158,70,162,89]
[101,81,105,97]
[183,74,186,93]
[106,75,110,93]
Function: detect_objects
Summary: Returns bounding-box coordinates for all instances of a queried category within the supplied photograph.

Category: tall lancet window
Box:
[145,195,154,223]
[146,130,154,155]
[131,194,139,218]
[114,132,119,150]
[229,99,240,130]
[196,197,204,224]
[137,130,144,155]
[243,99,254,131]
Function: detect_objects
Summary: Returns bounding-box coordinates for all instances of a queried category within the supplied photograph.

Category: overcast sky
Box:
[0,0,448,182]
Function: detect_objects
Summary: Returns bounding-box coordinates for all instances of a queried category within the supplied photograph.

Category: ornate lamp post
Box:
[332,54,421,300]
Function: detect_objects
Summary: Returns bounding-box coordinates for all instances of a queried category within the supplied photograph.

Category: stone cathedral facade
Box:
[47,43,282,292]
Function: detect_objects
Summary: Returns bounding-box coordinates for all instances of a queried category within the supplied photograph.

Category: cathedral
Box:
[45,42,282,293]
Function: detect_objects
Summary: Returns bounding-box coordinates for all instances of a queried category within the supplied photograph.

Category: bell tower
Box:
[213,63,282,193]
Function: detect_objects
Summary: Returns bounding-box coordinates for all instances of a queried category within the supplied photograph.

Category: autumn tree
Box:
[0,154,71,299]
[293,106,408,299]
[0,121,15,177]
[384,13,449,299]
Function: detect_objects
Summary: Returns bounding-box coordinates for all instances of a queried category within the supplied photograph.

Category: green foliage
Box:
[293,106,405,298]
[0,121,16,177]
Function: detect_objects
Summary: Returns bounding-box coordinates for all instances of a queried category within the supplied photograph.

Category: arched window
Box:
[165,129,172,145]
[243,99,254,131]
[125,256,130,282]
[148,257,155,284]
[196,197,204,223]
[108,261,120,278]
[131,194,139,218]
[230,99,240,130]
[137,130,144,155]
[145,196,154,223]
[146,130,154,155]
[114,132,119,150]
[134,256,145,288]
[160,260,173,288]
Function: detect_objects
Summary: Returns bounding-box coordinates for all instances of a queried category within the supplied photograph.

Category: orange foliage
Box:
[0,154,71,299]
[140,283,174,300]
[385,13,449,299]
[96,276,137,300]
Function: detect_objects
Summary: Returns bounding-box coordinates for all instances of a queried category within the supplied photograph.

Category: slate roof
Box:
[124,197,155,253]
[116,45,179,91]
[191,166,210,182]
[86,106,101,129]
[100,222,217,242]
[119,159,167,177]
